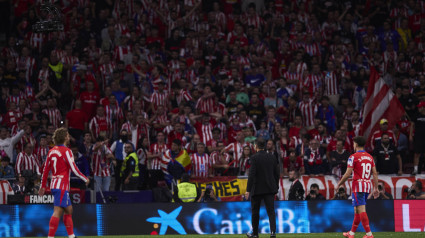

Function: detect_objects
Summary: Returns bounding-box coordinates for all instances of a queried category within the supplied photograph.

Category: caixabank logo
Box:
[146,206,187,235]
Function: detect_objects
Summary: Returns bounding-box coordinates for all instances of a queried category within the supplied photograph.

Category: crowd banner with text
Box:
[278,175,425,200]
[189,176,247,201]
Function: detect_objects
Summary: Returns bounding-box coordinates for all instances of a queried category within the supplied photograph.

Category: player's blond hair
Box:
[53,127,68,145]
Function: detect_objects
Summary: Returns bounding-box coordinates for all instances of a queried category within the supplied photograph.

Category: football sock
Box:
[350,213,361,233]
[48,216,59,237]
[366,231,373,236]
[360,212,371,233]
[63,214,75,237]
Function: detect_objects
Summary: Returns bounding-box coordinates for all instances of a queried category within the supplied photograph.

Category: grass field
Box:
[22,233,423,238]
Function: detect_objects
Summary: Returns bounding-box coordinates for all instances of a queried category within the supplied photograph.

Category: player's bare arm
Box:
[337,167,353,188]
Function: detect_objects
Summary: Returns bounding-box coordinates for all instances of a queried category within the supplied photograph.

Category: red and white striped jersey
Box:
[16,133,37,153]
[150,91,169,109]
[223,142,245,166]
[304,73,323,94]
[90,145,113,177]
[177,89,192,105]
[304,43,321,57]
[323,71,338,95]
[89,116,109,139]
[42,145,88,190]
[6,94,25,106]
[352,122,362,137]
[104,104,124,133]
[36,68,50,89]
[148,143,169,170]
[296,62,308,75]
[194,122,214,144]
[114,45,132,62]
[348,151,375,193]
[245,14,264,30]
[15,152,40,175]
[210,151,231,166]
[196,97,216,113]
[61,55,79,66]
[298,98,317,127]
[52,49,65,60]
[2,47,18,62]
[190,153,211,177]
[27,32,45,52]
[0,181,14,204]
[16,56,36,81]
[35,146,50,168]
[42,108,62,129]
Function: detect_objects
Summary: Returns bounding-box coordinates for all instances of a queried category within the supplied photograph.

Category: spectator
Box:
[304,139,328,175]
[0,127,24,163]
[373,133,403,175]
[161,139,189,183]
[15,143,40,177]
[70,144,90,189]
[329,140,350,177]
[89,105,110,141]
[12,173,30,195]
[0,156,14,179]
[190,142,212,178]
[65,99,89,141]
[121,142,139,190]
[211,141,231,176]
[256,120,270,141]
[110,129,132,191]
[368,181,393,200]
[91,137,115,192]
[147,132,168,188]
[287,170,304,201]
[369,118,397,151]
[173,173,200,203]
[282,148,305,177]
[306,183,325,200]
[316,96,336,133]
[393,124,408,163]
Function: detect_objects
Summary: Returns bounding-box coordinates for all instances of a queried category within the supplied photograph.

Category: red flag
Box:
[360,67,405,145]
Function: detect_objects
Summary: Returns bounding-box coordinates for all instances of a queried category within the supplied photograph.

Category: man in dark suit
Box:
[245,138,279,238]
[288,170,305,200]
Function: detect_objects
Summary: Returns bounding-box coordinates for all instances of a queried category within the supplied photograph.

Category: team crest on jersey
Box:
[348,156,353,166]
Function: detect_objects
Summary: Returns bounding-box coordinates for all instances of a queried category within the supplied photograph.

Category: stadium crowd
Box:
[0,0,425,200]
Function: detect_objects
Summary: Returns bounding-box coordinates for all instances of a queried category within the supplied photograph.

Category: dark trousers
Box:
[251,193,276,235]
[114,160,123,191]
[122,177,139,190]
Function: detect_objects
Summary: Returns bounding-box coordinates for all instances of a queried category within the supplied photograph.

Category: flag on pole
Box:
[360,67,405,145]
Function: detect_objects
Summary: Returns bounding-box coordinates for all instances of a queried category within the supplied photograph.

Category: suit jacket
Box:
[246,150,280,196]
[288,180,305,200]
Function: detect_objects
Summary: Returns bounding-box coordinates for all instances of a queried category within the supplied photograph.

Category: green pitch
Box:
[21,233,424,238]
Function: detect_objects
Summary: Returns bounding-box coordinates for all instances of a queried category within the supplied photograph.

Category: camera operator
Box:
[197,184,220,202]
[306,183,325,200]
[332,185,348,200]
[368,181,393,200]
[407,180,425,199]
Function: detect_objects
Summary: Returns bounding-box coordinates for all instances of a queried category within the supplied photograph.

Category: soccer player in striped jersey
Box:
[337,136,378,238]
[39,128,89,238]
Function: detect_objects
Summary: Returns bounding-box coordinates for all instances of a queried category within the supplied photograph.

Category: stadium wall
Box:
[0,200,423,237]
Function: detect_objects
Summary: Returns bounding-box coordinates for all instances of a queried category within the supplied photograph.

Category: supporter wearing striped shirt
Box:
[90,138,116,192]
[15,143,40,176]
[190,143,211,178]
[35,135,50,169]
[42,98,62,129]
[149,81,170,111]
[89,105,110,141]
[147,132,169,188]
